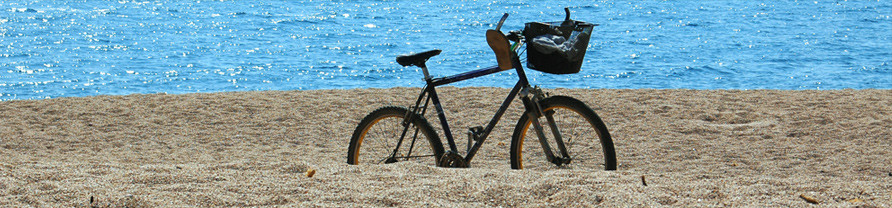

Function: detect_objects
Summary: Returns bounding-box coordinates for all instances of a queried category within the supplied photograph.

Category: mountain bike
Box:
[347,8,616,170]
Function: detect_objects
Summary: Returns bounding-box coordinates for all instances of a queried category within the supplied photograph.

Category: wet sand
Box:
[1,87,890,207]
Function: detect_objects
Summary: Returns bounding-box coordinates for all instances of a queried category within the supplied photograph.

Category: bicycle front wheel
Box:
[510,96,617,170]
[347,106,444,166]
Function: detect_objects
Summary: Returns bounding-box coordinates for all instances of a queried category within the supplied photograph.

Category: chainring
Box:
[437,151,468,168]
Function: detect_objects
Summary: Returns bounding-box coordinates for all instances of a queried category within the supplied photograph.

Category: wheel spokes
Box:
[364,116,436,165]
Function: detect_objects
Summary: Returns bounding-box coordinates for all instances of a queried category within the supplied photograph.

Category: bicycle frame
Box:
[397,54,565,165]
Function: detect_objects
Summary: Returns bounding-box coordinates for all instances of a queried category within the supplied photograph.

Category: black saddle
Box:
[396,49,441,68]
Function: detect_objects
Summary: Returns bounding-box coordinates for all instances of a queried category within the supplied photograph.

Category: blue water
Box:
[2,1,890,100]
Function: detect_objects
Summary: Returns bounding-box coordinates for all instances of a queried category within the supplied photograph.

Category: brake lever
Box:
[506,30,522,42]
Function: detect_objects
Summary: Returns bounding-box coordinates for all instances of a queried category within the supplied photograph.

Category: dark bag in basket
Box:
[523,8,596,74]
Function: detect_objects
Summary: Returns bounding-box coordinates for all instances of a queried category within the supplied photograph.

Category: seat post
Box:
[421,66,432,81]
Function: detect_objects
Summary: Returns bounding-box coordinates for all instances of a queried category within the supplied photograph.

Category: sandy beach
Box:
[1,87,890,207]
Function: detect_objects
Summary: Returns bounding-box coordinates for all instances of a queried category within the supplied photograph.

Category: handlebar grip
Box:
[495,13,509,31]
[561,8,575,27]
[564,8,571,22]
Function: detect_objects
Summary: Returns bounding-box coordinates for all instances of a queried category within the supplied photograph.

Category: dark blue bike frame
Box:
[407,57,536,163]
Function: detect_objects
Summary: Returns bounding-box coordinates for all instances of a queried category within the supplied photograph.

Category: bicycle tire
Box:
[509,96,617,170]
[347,106,445,166]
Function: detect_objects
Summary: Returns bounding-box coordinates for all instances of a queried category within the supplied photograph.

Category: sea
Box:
[1,0,890,100]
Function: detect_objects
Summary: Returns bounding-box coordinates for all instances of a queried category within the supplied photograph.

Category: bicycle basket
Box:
[523,20,595,74]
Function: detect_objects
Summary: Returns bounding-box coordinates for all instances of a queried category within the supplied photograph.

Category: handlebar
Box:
[495,13,509,31]
[506,30,522,42]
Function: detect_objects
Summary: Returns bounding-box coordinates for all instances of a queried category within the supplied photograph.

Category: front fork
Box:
[521,86,572,166]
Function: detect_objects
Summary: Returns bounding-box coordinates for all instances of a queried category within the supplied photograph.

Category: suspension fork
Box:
[544,106,572,163]
[522,87,571,165]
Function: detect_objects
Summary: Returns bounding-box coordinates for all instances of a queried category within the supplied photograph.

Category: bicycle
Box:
[347,8,617,170]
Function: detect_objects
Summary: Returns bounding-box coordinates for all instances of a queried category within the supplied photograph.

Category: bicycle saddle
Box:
[396,49,441,68]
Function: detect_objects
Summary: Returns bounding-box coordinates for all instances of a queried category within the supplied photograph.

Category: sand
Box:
[0,87,890,207]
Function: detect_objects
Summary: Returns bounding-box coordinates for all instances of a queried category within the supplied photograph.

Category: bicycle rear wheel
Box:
[347,106,444,166]
[510,96,616,170]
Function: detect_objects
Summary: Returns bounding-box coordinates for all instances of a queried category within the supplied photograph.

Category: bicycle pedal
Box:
[468,126,484,141]
[466,126,484,153]
[469,126,484,138]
